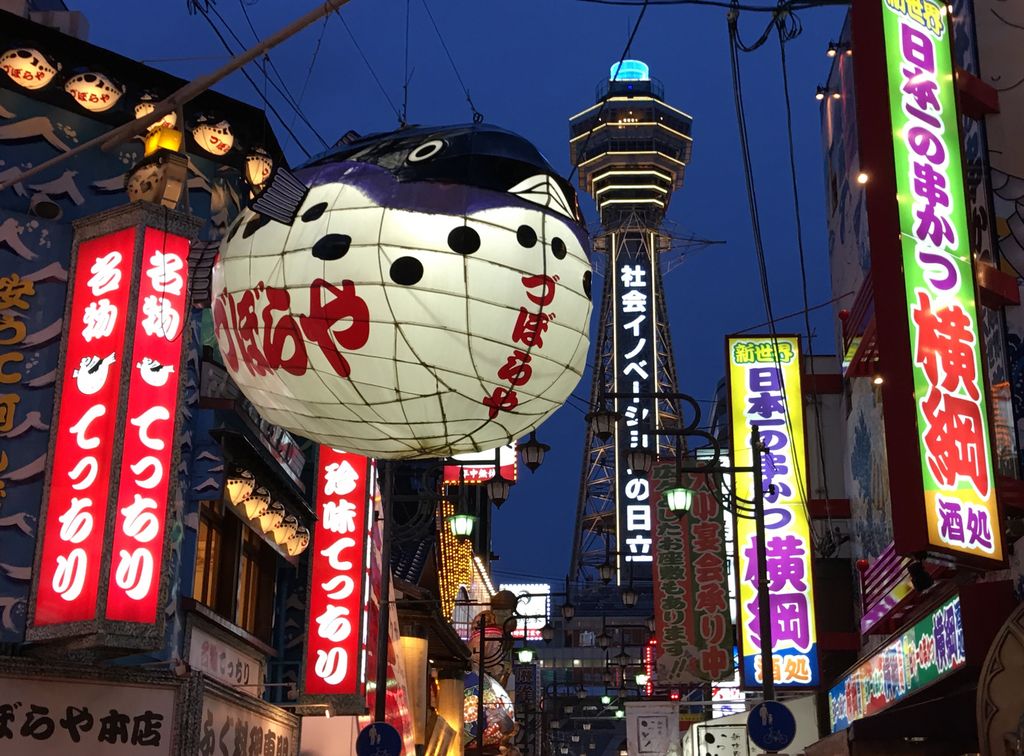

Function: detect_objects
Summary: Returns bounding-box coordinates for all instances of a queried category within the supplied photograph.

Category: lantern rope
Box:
[332,9,403,125]
[418,0,483,123]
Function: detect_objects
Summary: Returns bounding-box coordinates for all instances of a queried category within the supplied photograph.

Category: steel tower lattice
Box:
[568,61,693,583]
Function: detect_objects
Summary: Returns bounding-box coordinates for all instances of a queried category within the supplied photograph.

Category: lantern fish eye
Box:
[17,50,31,58]
[407,139,445,163]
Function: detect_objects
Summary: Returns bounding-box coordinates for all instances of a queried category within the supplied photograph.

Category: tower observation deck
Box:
[569,61,692,587]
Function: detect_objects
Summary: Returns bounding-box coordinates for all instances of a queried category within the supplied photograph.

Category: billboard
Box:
[303,447,374,698]
[613,231,658,581]
[498,583,549,640]
[879,0,1002,562]
[443,444,517,485]
[650,463,732,683]
[727,335,818,688]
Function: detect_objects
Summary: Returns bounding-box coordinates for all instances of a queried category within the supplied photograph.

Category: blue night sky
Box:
[75,0,848,587]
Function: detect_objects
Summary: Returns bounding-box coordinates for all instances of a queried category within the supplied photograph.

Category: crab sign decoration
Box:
[212,124,592,458]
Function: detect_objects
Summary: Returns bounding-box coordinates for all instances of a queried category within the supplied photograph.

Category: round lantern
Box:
[134,94,178,132]
[245,147,273,189]
[274,514,299,546]
[65,71,123,112]
[192,115,234,156]
[211,123,593,459]
[1,48,59,90]
[258,501,285,533]
[286,526,310,557]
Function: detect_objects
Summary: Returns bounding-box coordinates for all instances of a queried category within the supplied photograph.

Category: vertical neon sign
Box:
[881,0,1002,562]
[728,335,818,687]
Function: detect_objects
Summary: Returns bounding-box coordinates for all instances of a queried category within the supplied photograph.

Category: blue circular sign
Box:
[356,721,402,756]
[747,701,797,752]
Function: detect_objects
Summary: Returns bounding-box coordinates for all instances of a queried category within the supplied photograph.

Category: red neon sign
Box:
[106,228,190,622]
[305,446,373,696]
[34,228,136,625]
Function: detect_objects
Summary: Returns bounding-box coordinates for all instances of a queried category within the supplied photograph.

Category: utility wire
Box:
[402,0,412,125]
[576,0,848,9]
[333,9,403,124]
[568,0,651,185]
[193,4,314,158]
[776,11,837,544]
[419,0,483,122]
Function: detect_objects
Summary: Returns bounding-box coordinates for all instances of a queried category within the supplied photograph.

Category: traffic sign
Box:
[356,721,402,756]
[747,701,797,752]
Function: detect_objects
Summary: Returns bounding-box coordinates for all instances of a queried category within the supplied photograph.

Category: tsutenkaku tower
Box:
[569,60,693,585]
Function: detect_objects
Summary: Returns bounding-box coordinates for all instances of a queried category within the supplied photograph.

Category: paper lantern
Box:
[245,148,273,188]
[286,526,310,557]
[225,470,256,505]
[134,94,178,132]
[211,124,593,459]
[241,486,271,520]
[274,514,298,545]
[192,116,234,156]
[65,72,123,112]
[1,48,59,90]
[258,501,285,533]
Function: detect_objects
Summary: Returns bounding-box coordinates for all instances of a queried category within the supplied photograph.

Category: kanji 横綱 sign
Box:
[727,336,818,688]
[304,447,373,696]
[33,228,137,626]
[651,465,732,683]
[105,228,190,622]
[881,0,1002,562]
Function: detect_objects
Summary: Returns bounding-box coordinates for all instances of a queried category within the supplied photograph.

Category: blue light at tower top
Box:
[609,59,650,82]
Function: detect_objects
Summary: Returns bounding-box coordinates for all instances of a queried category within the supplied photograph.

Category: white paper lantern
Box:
[65,72,123,112]
[286,526,310,557]
[258,501,285,533]
[245,148,274,188]
[134,94,178,132]
[211,124,593,458]
[193,116,234,156]
[1,48,59,90]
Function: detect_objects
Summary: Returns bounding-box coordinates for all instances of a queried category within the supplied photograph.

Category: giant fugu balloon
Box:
[212,124,592,458]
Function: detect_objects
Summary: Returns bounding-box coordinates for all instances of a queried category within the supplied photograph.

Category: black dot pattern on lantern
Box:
[312,234,351,261]
[448,226,481,255]
[552,237,567,260]
[390,256,424,286]
[301,202,329,222]
[242,213,270,239]
[583,270,592,301]
[517,225,538,248]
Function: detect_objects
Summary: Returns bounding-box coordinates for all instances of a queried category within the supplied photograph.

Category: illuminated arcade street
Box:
[0,0,1022,754]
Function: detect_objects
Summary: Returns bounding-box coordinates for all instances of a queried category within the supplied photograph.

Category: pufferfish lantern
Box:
[212,123,592,458]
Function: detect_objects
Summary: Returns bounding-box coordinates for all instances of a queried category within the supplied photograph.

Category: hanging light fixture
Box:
[541,622,554,644]
[620,584,638,608]
[602,667,614,684]
[517,646,535,664]
[596,630,611,650]
[615,709,624,719]
[486,473,511,507]
[586,407,620,442]
[635,672,649,687]
[241,487,271,520]
[614,649,630,668]
[646,616,657,633]
[561,599,575,622]
[65,71,124,112]
[1,47,59,90]
[571,733,581,743]
[625,447,654,475]
[576,686,587,700]
[600,695,611,705]
[134,94,177,132]
[517,430,549,472]
[583,723,591,732]
[192,115,234,156]
[598,559,614,584]
[665,486,694,515]
[286,526,310,557]
[446,512,477,540]
[274,514,299,546]
[245,147,274,189]
[225,470,256,505]
[259,501,285,533]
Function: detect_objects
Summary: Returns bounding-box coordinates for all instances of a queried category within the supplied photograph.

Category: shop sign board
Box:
[303,446,373,697]
[727,335,818,688]
[875,0,1003,562]
[0,674,176,753]
[650,463,732,683]
[198,689,298,756]
[188,624,265,693]
[828,594,965,732]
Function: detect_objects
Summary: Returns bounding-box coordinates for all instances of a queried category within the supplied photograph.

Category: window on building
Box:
[193,497,278,644]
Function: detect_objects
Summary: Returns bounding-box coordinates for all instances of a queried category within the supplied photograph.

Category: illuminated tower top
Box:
[569,60,693,228]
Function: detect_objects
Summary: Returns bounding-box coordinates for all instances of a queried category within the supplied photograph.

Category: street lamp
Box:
[625,446,654,474]
[517,430,550,472]
[486,473,511,507]
[576,686,587,700]
[615,709,625,719]
[541,621,555,644]
[596,629,611,650]
[664,486,694,515]
[561,599,576,621]
[598,559,614,584]
[517,646,535,664]
[613,649,630,668]
[620,584,637,608]
[446,512,476,540]
[586,407,620,441]
[645,616,656,633]
[635,672,649,687]
[601,695,611,705]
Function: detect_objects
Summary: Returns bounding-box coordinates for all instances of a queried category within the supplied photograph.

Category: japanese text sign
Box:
[881,0,1002,562]
[614,232,658,581]
[828,594,964,731]
[304,446,373,696]
[443,444,518,486]
[34,229,137,625]
[651,463,733,683]
[727,336,819,688]
[106,228,189,622]
[197,690,298,756]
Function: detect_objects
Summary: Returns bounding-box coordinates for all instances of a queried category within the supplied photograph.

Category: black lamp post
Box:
[517,430,550,472]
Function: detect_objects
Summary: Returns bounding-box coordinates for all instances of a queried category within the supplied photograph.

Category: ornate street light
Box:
[486,473,511,507]
[561,599,576,622]
[602,667,614,685]
[598,559,614,584]
[517,646,535,664]
[646,616,657,633]
[665,486,695,515]
[571,734,581,743]
[625,447,654,475]
[601,695,612,705]
[613,649,630,668]
[517,430,549,472]
[595,630,611,650]
[635,672,649,687]
[446,512,477,540]
[541,622,555,644]
[586,407,620,442]
[576,686,587,700]
[620,585,638,608]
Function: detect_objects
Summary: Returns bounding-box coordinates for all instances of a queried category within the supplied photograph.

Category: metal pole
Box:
[477,611,487,755]
[373,460,394,722]
[0,0,352,191]
[751,424,776,702]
